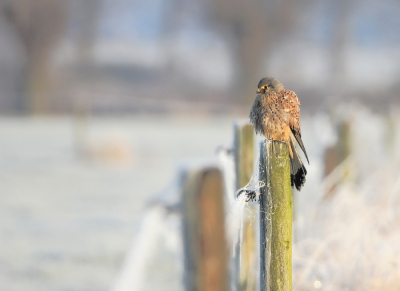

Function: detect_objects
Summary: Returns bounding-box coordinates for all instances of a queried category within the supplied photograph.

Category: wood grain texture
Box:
[181,166,228,291]
[234,121,256,291]
[259,141,292,291]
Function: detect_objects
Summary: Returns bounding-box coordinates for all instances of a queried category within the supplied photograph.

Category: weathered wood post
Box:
[259,141,292,291]
[323,120,352,198]
[324,120,351,177]
[234,121,255,193]
[181,163,229,291]
[233,121,256,291]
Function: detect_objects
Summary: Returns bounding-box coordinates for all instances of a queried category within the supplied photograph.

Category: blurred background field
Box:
[0,0,400,290]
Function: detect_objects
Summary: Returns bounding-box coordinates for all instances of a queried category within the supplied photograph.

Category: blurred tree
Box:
[329,0,354,101]
[0,0,67,114]
[209,0,300,105]
[160,0,184,74]
[70,0,101,114]
[75,0,100,64]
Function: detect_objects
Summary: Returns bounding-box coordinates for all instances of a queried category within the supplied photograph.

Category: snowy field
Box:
[1,109,400,291]
[0,115,234,291]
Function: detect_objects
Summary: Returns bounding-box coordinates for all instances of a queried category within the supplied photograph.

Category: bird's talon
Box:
[244,190,257,203]
[236,189,245,198]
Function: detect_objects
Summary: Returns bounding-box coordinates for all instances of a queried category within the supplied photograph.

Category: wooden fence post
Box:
[323,120,352,198]
[233,121,256,291]
[259,141,292,291]
[234,121,255,191]
[181,164,229,291]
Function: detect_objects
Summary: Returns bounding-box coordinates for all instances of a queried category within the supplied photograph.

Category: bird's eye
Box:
[258,85,269,93]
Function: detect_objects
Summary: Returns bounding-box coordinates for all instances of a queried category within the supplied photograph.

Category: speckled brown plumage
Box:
[250,77,309,191]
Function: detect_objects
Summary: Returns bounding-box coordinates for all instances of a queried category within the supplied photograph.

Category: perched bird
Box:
[249,77,309,191]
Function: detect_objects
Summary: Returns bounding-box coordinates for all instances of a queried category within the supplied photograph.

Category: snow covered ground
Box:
[1,109,399,291]
[0,115,234,291]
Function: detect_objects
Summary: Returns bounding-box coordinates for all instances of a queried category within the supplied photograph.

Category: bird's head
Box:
[257,77,284,94]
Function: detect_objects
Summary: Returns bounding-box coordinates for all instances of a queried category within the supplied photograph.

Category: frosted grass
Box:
[292,107,400,290]
[111,200,183,291]
[108,107,400,291]
[222,106,400,290]
[293,161,400,290]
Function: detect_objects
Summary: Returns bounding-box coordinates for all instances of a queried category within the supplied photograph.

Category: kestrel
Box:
[249,77,309,191]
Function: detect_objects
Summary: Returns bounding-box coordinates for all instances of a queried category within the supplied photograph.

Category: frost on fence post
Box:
[259,141,292,291]
[233,121,256,291]
[181,164,229,291]
[234,121,254,191]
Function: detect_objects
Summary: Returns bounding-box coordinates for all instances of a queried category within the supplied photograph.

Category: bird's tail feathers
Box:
[289,134,307,191]
[291,129,309,164]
